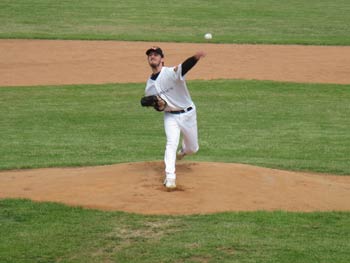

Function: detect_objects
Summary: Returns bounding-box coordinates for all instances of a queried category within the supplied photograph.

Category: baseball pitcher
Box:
[141,46,206,189]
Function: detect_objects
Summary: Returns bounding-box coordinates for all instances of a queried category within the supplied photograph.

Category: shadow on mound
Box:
[0,161,349,215]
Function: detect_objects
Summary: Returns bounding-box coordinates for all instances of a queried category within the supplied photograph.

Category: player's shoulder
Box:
[160,65,182,81]
[162,66,174,71]
[162,65,181,74]
[161,66,177,75]
[173,64,183,72]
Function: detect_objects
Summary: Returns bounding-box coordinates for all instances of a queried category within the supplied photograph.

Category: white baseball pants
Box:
[163,107,199,180]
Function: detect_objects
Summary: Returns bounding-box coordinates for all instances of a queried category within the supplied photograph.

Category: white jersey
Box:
[145,64,194,111]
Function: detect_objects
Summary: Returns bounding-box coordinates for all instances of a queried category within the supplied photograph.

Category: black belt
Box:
[169,107,193,114]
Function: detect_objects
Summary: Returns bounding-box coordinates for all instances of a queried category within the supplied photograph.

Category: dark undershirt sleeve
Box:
[181,56,198,76]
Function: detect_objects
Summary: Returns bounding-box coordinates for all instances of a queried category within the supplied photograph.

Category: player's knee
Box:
[186,145,199,155]
[166,141,178,152]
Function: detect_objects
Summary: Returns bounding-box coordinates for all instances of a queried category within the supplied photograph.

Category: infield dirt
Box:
[1,39,350,86]
[0,40,349,215]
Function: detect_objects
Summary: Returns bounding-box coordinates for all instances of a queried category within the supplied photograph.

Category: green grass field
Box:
[1,199,349,263]
[1,0,350,45]
[1,0,350,262]
[1,80,349,174]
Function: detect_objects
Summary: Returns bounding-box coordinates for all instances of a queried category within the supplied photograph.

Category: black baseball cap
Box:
[146,46,164,58]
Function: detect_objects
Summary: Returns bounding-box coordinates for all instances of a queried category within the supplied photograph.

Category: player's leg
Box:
[164,113,181,184]
[179,109,199,156]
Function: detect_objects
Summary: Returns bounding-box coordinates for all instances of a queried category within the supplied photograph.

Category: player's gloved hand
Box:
[140,95,167,112]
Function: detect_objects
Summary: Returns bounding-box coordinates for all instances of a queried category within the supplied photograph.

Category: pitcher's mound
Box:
[0,161,349,215]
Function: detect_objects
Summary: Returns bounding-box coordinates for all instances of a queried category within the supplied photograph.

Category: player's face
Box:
[148,52,163,68]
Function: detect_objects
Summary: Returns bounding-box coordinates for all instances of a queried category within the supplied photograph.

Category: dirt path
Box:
[1,39,349,214]
[1,162,349,215]
[1,39,350,86]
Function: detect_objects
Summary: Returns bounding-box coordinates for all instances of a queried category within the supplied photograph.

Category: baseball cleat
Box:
[164,178,176,189]
[176,149,186,160]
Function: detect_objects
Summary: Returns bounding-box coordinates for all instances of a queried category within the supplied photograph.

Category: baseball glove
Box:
[140,95,167,112]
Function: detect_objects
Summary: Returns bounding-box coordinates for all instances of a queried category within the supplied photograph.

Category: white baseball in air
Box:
[204,33,212,40]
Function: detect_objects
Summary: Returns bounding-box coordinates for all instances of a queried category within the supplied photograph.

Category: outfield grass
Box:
[0,80,349,174]
[1,0,350,45]
[0,199,349,263]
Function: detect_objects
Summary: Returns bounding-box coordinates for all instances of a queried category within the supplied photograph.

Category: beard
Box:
[149,59,162,69]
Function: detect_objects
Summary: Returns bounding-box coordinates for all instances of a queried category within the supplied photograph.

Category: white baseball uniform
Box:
[145,64,199,181]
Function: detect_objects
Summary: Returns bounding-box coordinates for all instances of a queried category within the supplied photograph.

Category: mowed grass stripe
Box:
[0,0,350,45]
[0,79,349,174]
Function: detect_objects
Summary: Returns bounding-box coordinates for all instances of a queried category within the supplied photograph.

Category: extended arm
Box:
[181,51,206,76]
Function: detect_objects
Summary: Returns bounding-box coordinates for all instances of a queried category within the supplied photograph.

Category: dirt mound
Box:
[0,161,349,215]
[1,39,350,86]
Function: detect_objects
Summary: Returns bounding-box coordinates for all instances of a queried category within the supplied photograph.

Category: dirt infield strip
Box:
[1,39,350,86]
[0,39,349,214]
